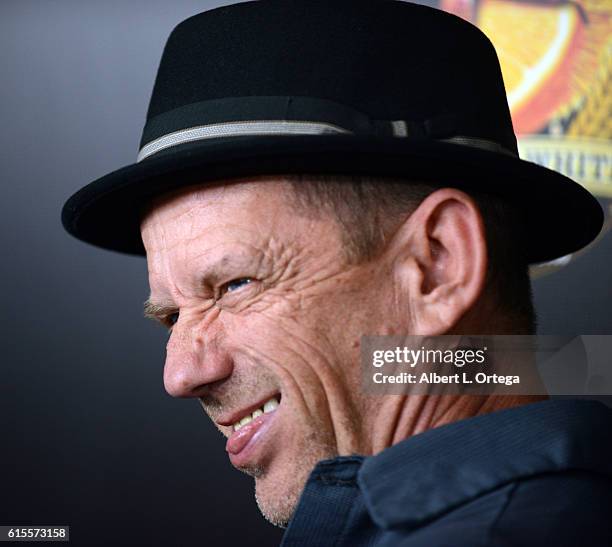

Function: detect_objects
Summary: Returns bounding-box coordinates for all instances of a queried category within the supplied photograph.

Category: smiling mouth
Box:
[223,394,281,465]
[232,396,280,431]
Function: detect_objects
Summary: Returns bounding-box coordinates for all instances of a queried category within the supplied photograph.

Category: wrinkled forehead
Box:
[140,177,291,254]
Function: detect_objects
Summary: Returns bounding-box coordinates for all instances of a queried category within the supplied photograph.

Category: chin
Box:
[252,437,337,528]
[253,464,307,528]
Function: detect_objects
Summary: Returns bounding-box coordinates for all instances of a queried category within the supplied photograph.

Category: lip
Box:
[226,406,279,467]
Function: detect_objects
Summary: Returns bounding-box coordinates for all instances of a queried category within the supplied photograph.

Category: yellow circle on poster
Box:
[441,0,611,270]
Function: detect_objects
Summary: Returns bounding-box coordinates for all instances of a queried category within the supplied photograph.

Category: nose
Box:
[163,317,233,398]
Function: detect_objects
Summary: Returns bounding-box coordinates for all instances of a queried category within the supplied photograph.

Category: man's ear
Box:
[390,188,488,334]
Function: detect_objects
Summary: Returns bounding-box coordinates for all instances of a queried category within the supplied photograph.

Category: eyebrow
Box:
[142,251,261,323]
[143,299,176,323]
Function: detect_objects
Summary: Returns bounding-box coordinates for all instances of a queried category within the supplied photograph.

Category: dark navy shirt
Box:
[281,399,612,546]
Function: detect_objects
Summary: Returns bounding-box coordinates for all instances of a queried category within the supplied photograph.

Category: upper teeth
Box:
[233,397,279,431]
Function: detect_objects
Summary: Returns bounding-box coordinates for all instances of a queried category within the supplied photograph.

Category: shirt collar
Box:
[357,399,612,530]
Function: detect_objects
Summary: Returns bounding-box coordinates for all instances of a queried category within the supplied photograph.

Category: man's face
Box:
[140,178,401,526]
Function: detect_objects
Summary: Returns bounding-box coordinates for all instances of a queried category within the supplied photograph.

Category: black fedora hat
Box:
[61,0,602,263]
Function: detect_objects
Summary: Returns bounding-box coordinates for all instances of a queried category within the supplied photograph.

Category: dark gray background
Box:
[1,1,610,546]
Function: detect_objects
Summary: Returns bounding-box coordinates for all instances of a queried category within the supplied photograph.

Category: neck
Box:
[361,308,543,454]
[365,393,548,454]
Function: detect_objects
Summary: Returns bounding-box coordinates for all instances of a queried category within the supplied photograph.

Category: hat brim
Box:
[61,135,603,264]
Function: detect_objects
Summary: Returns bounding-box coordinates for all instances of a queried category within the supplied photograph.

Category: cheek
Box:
[232,308,330,375]
[232,283,377,380]
[233,301,361,421]
[231,290,339,359]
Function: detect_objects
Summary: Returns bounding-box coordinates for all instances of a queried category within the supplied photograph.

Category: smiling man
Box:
[138,175,540,528]
[62,1,612,545]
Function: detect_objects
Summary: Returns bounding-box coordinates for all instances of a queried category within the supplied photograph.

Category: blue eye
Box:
[167,312,179,326]
[225,278,252,293]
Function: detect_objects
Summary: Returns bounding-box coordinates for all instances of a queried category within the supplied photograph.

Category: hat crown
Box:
[62,0,602,261]
[142,0,517,154]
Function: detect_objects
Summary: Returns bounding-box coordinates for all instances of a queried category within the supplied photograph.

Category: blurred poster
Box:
[440,0,611,268]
